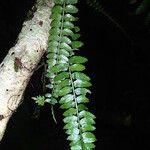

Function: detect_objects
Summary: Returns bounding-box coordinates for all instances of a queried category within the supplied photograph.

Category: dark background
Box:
[0,0,150,149]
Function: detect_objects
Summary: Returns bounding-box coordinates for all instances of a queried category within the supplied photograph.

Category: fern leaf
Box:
[64,14,77,21]
[72,72,90,81]
[59,94,74,104]
[70,56,88,64]
[70,64,86,72]
[74,88,91,95]
[71,41,84,49]
[74,79,92,88]
[54,72,70,81]
[58,86,72,96]
[33,0,97,149]
[65,5,78,14]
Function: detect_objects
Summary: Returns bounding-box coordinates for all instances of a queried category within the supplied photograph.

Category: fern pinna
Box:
[33,0,96,150]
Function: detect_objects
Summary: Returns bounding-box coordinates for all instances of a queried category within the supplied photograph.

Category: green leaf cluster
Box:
[32,96,45,106]
[33,0,96,149]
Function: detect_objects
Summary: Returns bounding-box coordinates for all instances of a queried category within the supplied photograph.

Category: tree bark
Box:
[0,0,53,141]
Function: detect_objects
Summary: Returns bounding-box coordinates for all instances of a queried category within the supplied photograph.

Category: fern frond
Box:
[44,0,97,149]
[32,0,96,149]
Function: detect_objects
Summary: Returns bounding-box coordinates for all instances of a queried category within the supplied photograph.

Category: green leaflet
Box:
[60,101,75,109]
[74,26,80,32]
[59,49,70,56]
[60,42,72,51]
[64,14,77,21]
[47,47,58,53]
[81,124,96,132]
[48,41,59,47]
[71,33,81,40]
[64,21,74,29]
[70,64,85,71]
[54,72,69,82]
[51,13,62,21]
[61,36,72,44]
[80,117,95,125]
[75,88,91,95]
[62,28,74,36]
[58,54,69,63]
[46,84,53,89]
[69,140,82,149]
[79,110,96,119]
[65,5,78,14]
[68,138,82,149]
[69,56,88,64]
[52,5,63,13]
[63,108,77,116]
[74,79,92,88]
[46,53,57,59]
[72,72,90,81]
[45,93,51,98]
[59,94,74,104]
[63,115,78,123]
[51,63,69,73]
[78,104,88,111]
[67,133,81,141]
[32,96,45,106]
[71,41,84,49]
[66,127,80,135]
[58,86,72,96]
[76,95,89,103]
[82,132,96,143]
[83,143,96,149]
[49,35,60,42]
[59,79,71,88]
[63,121,78,129]
[45,97,58,105]
[51,20,61,28]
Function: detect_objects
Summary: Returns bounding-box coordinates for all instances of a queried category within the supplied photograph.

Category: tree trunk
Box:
[0,0,53,141]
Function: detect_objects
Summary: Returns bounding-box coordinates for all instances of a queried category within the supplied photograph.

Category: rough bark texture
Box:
[0,0,53,141]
